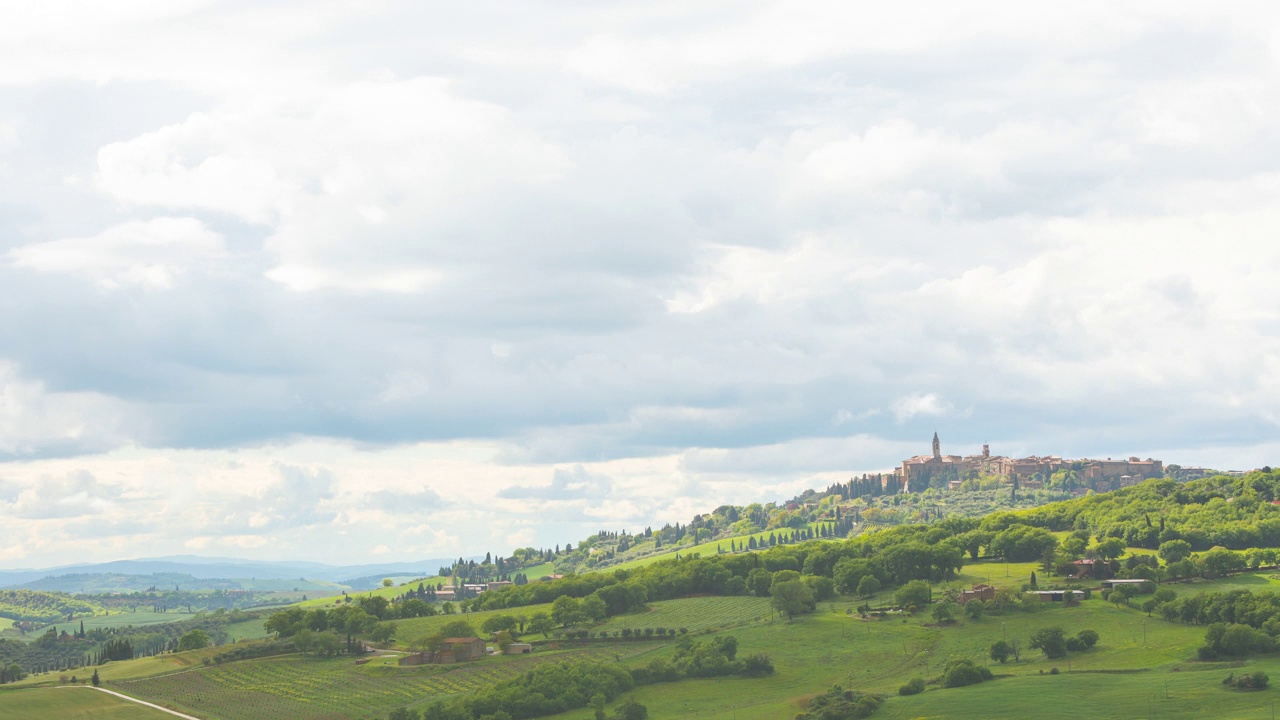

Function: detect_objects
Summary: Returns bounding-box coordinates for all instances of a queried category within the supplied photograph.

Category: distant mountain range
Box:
[0,555,464,591]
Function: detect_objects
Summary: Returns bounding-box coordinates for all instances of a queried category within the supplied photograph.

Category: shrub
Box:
[942,659,993,688]
[1030,627,1068,659]
[989,640,1012,664]
[898,677,925,696]
[741,654,774,676]
[1224,672,1269,690]
[612,699,647,720]
[795,686,882,720]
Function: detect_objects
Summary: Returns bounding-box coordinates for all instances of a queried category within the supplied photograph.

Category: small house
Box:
[956,584,996,605]
[443,637,486,662]
[503,643,533,655]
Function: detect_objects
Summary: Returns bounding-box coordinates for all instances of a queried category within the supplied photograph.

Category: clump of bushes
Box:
[898,677,925,696]
[795,686,882,720]
[1198,623,1276,660]
[1223,672,1269,690]
[942,658,993,688]
[1065,629,1099,652]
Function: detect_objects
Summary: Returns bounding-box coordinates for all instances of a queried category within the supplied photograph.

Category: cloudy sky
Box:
[2,1,1279,567]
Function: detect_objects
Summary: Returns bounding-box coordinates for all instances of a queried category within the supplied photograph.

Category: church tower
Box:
[932,432,941,460]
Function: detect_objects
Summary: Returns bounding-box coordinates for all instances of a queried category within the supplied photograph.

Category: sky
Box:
[2,1,1280,567]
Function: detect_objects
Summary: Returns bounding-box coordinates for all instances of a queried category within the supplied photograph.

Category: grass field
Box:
[593,596,773,634]
[112,643,663,720]
[225,616,270,642]
[606,523,845,573]
[547,592,1223,720]
[43,611,197,636]
[0,687,175,718]
[392,603,555,648]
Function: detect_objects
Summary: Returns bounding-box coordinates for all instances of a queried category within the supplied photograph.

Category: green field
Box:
[43,611,197,636]
[392,603,555,648]
[593,596,772,634]
[112,643,662,720]
[225,616,270,642]
[0,687,175,718]
[606,523,845,573]
[543,593,1223,720]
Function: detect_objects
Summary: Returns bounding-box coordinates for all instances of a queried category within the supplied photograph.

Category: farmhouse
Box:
[503,643,533,655]
[956,584,995,605]
[1069,558,1111,579]
[486,581,513,592]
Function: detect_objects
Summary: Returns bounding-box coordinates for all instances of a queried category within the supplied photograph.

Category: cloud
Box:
[497,465,614,501]
[0,470,125,519]
[6,217,226,289]
[0,361,139,458]
[364,488,446,513]
[892,394,953,423]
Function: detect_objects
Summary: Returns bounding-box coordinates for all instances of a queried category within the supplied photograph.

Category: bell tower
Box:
[932,432,941,460]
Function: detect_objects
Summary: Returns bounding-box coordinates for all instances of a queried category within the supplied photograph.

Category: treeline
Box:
[0,589,99,623]
[396,636,768,720]
[1015,471,1280,550]
[455,522,972,622]
[0,611,250,673]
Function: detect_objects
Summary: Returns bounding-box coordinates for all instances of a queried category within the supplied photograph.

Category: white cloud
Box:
[6,217,225,289]
[0,361,138,457]
[892,394,953,423]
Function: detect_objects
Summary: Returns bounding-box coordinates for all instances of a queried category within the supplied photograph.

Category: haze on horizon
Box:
[1,1,1278,568]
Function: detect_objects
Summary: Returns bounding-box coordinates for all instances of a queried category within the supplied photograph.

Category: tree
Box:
[177,629,211,652]
[1094,538,1126,562]
[989,640,1011,663]
[930,601,956,624]
[1029,627,1067,659]
[612,699,648,720]
[480,614,519,635]
[894,580,931,610]
[527,612,553,638]
[769,579,815,619]
[581,593,608,622]
[330,605,378,654]
[1201,547,1245,577]
[382,578,394,588]
[369,622,397,644]
[942,658,993,688]
[91,669,100,687]
[746,568,774,597]
[552,595,584,627]
[856,575,880,599]
[1158,539,1192,564]
[963,599,985,620]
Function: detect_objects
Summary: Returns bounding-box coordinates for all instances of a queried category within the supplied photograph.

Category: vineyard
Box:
[113,645,655,720]
[592,596,772,635]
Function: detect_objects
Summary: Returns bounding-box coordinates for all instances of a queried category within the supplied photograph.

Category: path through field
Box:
[60,686,203,719]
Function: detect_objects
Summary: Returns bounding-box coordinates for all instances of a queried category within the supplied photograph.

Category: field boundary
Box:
[58,685,203,719]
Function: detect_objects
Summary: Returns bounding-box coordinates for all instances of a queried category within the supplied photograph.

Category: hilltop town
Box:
[849,434,1176,496]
